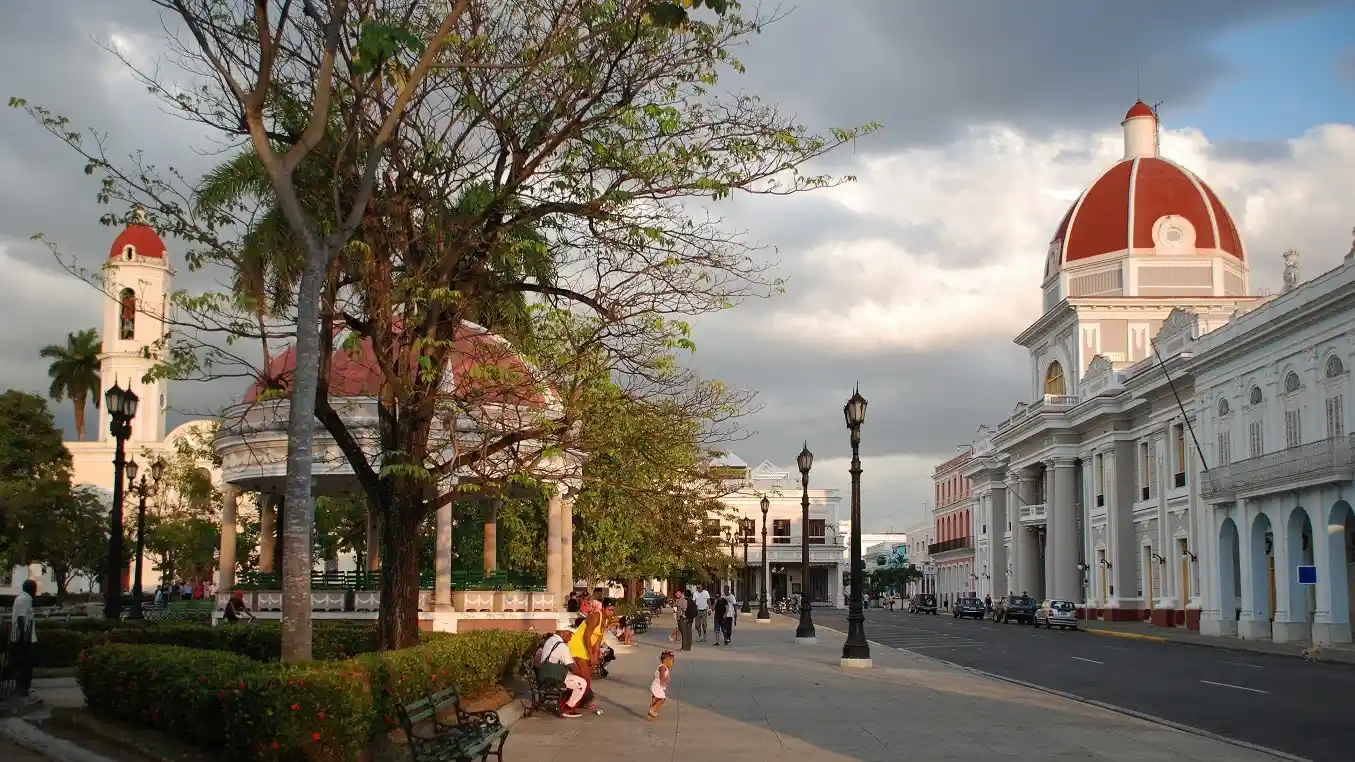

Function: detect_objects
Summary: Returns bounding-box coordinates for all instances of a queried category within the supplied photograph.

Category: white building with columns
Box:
[955,100,1355,645]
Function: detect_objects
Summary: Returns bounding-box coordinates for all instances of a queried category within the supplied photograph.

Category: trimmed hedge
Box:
[32,620,382,668]
[78,630,540,761]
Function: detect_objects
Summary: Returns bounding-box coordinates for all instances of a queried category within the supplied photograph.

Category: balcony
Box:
[1018,503,1047,527]
[928,537,973,555]
[997,394,1083,432]
[1201,435,1355,502]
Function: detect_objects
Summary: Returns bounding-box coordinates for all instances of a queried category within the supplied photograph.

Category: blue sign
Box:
[1297,565,1317,585]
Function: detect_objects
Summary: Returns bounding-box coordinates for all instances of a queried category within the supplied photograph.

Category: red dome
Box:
[1124,101,1156,120]
[243,323,554,409]
[109,224,167,260]
[1047,157,1244,276]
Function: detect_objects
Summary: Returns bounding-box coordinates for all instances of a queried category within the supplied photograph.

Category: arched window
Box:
[118,288,136,340]
[1327,355,1345,379]
[1044,361,1066,395]
[1284,372,1301,394]
[1249,386,1263,406]
[1217,398,1230,417]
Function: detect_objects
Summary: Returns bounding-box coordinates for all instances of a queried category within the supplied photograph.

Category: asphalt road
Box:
[828,607,1355,761]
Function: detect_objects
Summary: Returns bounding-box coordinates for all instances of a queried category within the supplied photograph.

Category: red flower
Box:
[317,711,325,719]
[197,676,205,683]
[239,680,246,689]
[271,741,280,749]
[312,732,321,742]
[218,691,225,698]
[291,703,300,711]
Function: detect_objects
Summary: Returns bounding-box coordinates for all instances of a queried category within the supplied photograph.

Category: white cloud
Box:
[748,121,1355,352]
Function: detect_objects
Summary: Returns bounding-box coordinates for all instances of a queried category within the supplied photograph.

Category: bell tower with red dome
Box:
[98,205,171,444]
[1018,102,1259,401]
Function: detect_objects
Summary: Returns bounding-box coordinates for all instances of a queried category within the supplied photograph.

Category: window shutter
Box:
[1147,446,1157,497]
[1326,396,1345,438]
[1217,431,1231,466]
[1248,421,1264,459]
[1284,410,1301,449]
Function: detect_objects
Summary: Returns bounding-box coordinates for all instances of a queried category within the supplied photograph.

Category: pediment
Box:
[751,460,788,480]
[1155,307,1198,342]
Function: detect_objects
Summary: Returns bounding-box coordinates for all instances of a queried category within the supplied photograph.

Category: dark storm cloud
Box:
[737,0,1343,152]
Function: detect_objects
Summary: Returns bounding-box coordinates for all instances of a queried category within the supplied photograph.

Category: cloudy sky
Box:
[2,1,1354,532]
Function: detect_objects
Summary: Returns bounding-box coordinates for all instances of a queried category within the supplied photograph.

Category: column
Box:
[484,497,500,575]
[1236,500,1271,639]
[1052,458,1080,601]
[1271,508,1307,643]
[1042,463,1056,598]
[991,486,1009,596]
[217,486,239,592]
[434,501,453,610]
[1312,505,1353,645]
[1014,471,1040,597]
[365,506,380,571]
[546,488,562,597]
[259,493,276,573]
[561,492,575,594]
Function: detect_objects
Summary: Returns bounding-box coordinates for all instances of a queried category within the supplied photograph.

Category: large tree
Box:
[34,487,110,600]
[14,0,876,653]
[0,391,77,570]
[39,328,102,442]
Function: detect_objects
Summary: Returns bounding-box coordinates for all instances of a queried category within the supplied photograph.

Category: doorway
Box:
[1097,548,1107,602]
[1142,544,1154,612]
[772,573,788,602]
[1177,537,1190,604]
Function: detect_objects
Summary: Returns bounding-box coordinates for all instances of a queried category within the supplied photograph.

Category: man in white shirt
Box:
[692,585,711,642]
[9,579,38,695]
[722,587,738,643]
[536,630,588,718]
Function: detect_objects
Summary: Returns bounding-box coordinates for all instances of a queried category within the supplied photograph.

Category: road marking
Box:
[1200,680,1268,694]
[1220,661,1263,670]
[1070,656,1104,664]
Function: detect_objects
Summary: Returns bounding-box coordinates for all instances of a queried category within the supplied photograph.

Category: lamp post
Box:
[795,443,816,643]
[103,382,139,620]
[757,496,771,621]
[725,529,736,595]
[124,458,165,619]
[740,519,752,614]
[842,385,871,667]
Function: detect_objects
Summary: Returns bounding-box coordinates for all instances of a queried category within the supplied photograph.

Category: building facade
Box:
[932,453,976,602]
[712,456,846,608]
[902,517,936,596]
[953,100,1355,646]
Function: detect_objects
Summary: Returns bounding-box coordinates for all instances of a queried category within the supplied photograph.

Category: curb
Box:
[0,717,116,762]
[814,622,1305,761]
[1080,627,1355,666]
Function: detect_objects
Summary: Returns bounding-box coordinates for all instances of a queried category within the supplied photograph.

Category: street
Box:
[833,607,1355,761]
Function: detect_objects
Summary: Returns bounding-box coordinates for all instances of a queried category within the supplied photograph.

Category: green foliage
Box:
[38,328,102,441]
[34,620,386,668]
[35,487,110,598]
[77,629,538,761]
[0,390,77,570]
[314,493,368,564]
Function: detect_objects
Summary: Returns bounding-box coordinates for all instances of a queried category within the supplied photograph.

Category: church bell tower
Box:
[98,206,171,444]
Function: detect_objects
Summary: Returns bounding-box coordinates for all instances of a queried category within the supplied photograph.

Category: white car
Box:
[1034,599,1079,630]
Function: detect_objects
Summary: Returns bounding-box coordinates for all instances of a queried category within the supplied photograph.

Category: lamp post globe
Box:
[757,496,771,620]
[794,442,817,643]
[841,384,871,667]
[103,382,139,620]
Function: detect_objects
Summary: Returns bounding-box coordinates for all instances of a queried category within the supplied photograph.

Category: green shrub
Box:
[77,632,533,761]
[32,628,94,669]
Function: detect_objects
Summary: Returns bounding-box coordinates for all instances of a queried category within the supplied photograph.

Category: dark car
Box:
[951,596,985,619]
[908,593,938,614]
[994,594,1037,624]
[640,591,667,611]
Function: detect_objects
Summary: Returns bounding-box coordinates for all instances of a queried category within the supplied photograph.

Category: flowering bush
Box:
[77,630,537,761]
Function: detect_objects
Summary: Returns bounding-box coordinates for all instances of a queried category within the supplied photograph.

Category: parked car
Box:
[1034,599,1079,630]
[908,593,938,614]
[951,596,985,619]
[641,591,668,611]
[993,594,1037,624]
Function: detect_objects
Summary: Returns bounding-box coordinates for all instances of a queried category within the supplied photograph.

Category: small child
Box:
[647,650,674,720]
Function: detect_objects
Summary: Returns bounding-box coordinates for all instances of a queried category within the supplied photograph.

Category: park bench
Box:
[517,652,563,717]
[626,612,649,634]
[396,686,508,762]
[143,600,214,621]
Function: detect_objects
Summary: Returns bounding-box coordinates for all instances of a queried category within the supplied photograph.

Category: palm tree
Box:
[40,328,102,441]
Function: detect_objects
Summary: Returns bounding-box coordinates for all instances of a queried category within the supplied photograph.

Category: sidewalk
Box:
[507,617,1289,761]
[1080,619,1355,664]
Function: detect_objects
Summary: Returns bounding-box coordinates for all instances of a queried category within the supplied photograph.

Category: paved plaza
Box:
[507,615,1289,761]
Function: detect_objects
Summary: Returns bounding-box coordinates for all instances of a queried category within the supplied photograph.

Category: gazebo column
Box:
[259,493,277,573]
[484,498,501,575]
[561,491,575,595]
[547,487,563,597]
[434,501,454,610]
[217,486,239,592]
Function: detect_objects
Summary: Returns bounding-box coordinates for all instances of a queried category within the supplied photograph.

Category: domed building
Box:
[948,102,1355,647]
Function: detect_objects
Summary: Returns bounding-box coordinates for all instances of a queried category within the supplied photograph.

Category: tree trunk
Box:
[279,240,328,664]
[376,503,423,651]
[73,400,86,442]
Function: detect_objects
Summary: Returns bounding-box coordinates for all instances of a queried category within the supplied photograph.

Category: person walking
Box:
[676,589,696,651]
[8,579,38,696]
[713,587,732,645]
[692,585,710,642]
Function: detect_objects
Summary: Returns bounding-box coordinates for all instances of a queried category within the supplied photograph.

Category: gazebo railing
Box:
[235,568,545,592]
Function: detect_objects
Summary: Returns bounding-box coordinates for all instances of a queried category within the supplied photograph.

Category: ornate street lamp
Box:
[842,384,871,666]
[795,442,817,643]
[124,458,165,619]
[103,382,139,620]
[740,518,752,614]
[757,496,771,621]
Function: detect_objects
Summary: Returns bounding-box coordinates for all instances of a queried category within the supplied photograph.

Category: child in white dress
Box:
[647,650,674,720]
